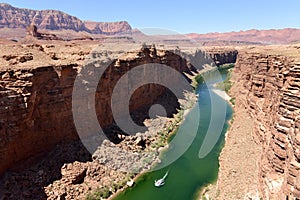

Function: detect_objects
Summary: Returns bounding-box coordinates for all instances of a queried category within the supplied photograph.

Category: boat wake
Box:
[154,171,169,187]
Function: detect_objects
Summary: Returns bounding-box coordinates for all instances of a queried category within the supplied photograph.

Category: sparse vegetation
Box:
[150,106,188,149]
[85,173,134,200]
[194,75,204,85]
[230,97,236,105]
[85,186,111,200]
[215,69,233,93]
[151,127,173,149]
[202,196,208,200]
[217,63,235,70]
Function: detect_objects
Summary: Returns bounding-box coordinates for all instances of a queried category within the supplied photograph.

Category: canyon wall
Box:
[232,47,300,199]
[0,65,80,175]
[1,45,219,176]
[0,43,238,177]
[205,48,238,66]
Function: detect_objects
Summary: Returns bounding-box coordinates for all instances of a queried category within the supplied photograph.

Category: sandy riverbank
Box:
[212,88,231,102]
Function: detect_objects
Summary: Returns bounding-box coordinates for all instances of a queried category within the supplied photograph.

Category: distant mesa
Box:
[186,28,300,44]
[1,3,300,44]
[0,3,132,35]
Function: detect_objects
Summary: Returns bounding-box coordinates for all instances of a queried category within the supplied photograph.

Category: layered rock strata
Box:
[232,46,300,199]
[0,3,132,35]
[1,44,221,176]
[0,43,237,199]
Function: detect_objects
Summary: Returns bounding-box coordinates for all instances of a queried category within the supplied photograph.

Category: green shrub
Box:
[85,186,112,200]
[195,75,204,84]
[217,63,235,70]
[230,97,236,105]
[215,70,233,93]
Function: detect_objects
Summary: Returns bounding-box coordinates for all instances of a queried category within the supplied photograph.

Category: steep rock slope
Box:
[0,43,238,177]
[232,45,300,199]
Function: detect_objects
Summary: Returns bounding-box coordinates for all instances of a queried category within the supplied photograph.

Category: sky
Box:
[2,0,300,34]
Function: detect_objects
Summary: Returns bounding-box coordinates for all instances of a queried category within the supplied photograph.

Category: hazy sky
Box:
[3,0,299,34]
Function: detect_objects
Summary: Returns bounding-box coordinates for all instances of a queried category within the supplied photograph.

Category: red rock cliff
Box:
[232,46,300,199]
[0,44,200,176]
[0,3,132,35]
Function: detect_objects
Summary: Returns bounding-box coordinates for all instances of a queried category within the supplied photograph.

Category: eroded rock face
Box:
[0,3,132,35]
[232,48,300,199]
[206,48,238,66]
[26,24,60,40]
[84,21,132,35]
[26,25,39,37]
[0,43,238,198]
[0,46,201,176]
[0,65,79,175]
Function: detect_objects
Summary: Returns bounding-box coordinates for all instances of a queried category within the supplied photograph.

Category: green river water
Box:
[113,69,233,200]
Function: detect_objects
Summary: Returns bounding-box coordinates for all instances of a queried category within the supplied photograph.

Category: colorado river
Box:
[113,69,233,200]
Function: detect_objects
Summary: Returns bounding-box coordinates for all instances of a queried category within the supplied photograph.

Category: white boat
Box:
[154,171,168,187]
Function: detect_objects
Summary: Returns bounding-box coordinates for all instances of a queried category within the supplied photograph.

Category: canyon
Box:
[0,41,237,199]
[0,4,299,199]
[1,40,299,199]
